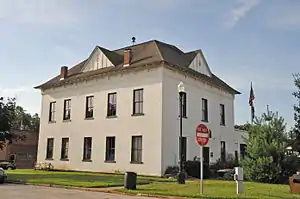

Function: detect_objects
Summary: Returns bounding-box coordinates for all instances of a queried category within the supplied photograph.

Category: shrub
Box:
[184,160,210,179]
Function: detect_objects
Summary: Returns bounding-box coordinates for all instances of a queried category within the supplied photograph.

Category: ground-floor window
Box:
[60,138,69,160]
[105,136,116,162]
[131,136,142,163]
[221,141,226,162]
[46,138,54,159]
[83,137,92,161]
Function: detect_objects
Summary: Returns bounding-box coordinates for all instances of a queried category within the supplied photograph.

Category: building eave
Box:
[36,61,164,91]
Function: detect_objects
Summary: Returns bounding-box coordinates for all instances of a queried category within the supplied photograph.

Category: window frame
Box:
[181,92,187,118]
[83,137,92,161]
[132,89,144,115]
[105,136,116,162]
[63,99,71,121]
[107,92,117,117]
[85,96,94,119]
[220,104,225,126]
[131,135,143,163]
[201,98,208,122]
[49,102,56,122]
[221,141,226,162]
[60,137,69,160]
[46,138,54,160]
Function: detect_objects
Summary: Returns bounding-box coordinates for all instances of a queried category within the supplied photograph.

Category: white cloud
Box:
[0,0,79,26]
[225,0,260,28]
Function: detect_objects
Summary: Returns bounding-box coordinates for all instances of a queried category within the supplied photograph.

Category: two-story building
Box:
[35,40,242,176]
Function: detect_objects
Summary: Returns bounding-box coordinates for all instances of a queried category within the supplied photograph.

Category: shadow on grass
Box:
[7,172,154,188]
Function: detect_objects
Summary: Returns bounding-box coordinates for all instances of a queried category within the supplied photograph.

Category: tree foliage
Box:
[241,109,299,184]
[234,123,251,131]
[0,97,17,149]
[0,97,40,150]
[290,73,300,152]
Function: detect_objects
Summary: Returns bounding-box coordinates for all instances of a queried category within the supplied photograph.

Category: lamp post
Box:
[177,81,185,184]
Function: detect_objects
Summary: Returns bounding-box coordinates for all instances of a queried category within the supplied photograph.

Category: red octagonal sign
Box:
[196,124,209,146]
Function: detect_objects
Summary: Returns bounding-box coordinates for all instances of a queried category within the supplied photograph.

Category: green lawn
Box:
[6,169,175,188]
[117,180,300,199]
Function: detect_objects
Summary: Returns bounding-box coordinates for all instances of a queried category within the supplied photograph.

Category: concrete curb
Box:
[6,180,190,199]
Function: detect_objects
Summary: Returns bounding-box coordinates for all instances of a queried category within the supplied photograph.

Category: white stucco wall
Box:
[37,67,163,176]
[161,67,237,172]
[37,64,241,176]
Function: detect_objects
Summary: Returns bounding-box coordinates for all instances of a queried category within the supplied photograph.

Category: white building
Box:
[35,40,243,176]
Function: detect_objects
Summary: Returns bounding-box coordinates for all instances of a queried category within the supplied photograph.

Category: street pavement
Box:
[0,184,157,199]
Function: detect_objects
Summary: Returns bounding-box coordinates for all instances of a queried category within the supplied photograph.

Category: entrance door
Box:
[203,147,210,165]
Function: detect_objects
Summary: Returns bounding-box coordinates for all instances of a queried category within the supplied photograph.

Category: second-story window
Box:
[133,89,143,115]
[202,98,208,122]
[107,92,117,117]
[220,104,225,126]
[49,102,56,122]
[85,96,94,118]
[63,99,71,120]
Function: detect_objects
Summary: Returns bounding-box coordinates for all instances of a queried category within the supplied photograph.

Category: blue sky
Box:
[0,0,299,129]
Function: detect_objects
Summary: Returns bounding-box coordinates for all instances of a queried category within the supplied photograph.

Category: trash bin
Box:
[124,171,137,190]
[289,173,300,194]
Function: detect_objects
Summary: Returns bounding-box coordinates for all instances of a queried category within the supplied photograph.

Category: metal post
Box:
[200,145,203,194]
[177,91,185,184]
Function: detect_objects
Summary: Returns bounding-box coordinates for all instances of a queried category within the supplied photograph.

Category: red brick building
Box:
[0,130,38,169]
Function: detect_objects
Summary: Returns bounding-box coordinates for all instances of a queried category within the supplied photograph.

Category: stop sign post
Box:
[196,123,209,195]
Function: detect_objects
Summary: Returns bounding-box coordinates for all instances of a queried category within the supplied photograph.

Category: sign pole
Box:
[200,145,203,194]
[195,123,209,196]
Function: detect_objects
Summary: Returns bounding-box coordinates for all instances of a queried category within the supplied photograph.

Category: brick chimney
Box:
[60,66,68,80]
[124,49,132,67]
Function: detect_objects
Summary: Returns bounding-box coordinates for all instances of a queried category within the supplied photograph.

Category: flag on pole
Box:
[249,82,255,121]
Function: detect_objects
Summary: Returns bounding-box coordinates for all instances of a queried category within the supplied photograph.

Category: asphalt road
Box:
[0,184,155,199]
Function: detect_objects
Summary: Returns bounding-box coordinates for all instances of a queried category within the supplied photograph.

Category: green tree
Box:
[0,97,17,149]
[241,108,297,184]
[290,73,300,152]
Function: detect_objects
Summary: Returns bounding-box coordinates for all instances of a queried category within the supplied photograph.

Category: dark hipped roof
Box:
[34,40,240,94]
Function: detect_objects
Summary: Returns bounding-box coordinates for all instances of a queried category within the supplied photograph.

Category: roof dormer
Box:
[81,46,116,72]
[188,50,212,77]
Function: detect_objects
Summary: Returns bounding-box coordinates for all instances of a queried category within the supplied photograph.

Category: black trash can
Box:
[124,171,137,190]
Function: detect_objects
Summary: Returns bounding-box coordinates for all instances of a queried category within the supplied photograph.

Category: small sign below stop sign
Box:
[196,124,209,146]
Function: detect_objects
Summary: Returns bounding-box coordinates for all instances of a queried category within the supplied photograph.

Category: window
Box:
[202,98,208,122]
[63,99,71,120]
[49,102,56,122]
[107,92,117,117]
[131,136,142,163]
[83,137,92,161]
[221,141,226,162]
[105,137,116,162]
[181,92,187,118]
[85,96,94,118]
[46,138,54,159]
[60,138,69,160]
[133,89,143,115]
[220,104,225,125]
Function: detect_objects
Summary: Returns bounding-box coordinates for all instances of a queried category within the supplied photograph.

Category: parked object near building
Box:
[289,173,300,194]
[35,39,244,176]
[0,130,38,169]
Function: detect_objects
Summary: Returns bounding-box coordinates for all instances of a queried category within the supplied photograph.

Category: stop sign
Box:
[196,124,209,146]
